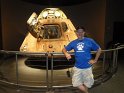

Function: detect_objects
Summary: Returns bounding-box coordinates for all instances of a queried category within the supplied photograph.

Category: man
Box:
[62,26,101,93]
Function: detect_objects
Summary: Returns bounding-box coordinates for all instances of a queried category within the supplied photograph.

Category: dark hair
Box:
[76,26,86,31]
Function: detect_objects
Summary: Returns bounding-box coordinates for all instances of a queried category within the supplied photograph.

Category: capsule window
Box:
[61,22,68,32]
[43,25,61,39]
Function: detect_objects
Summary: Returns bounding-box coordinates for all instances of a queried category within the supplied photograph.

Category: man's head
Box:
[75,26,86,40]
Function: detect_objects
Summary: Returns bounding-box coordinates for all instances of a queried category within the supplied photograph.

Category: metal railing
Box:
[0,46,123,92]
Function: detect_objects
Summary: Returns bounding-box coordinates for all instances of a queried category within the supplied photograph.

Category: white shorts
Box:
[72,67,94,88]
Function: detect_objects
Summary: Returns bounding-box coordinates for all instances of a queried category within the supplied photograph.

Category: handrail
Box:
[0,46,123,92]
[0,46,123,54]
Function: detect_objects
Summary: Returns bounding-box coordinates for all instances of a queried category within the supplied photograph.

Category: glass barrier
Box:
[0,46,123,92]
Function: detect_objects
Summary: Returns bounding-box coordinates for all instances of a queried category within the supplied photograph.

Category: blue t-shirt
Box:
[65,37,100,69]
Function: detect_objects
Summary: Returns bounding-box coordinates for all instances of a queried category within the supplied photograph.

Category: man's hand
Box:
[62,48,72,61]
[65,53,72,61]
[88,59,97,65]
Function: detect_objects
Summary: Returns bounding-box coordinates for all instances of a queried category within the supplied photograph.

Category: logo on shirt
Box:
[77,42,84,52]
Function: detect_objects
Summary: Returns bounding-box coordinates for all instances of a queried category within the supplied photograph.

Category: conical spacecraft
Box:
[20,8,77,52]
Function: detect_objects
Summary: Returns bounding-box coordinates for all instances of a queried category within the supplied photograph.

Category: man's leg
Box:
[77,84,88,93]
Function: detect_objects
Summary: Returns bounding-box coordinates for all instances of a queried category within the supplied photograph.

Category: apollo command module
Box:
[20,8,77,52]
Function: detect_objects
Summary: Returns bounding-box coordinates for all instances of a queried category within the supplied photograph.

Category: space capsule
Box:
[20,8,77,52]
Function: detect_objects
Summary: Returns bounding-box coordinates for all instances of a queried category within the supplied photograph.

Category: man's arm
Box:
[94,47,102,62]
[89,47,102,65]
[62,47,72,60]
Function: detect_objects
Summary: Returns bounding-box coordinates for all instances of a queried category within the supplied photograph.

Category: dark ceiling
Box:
[21,0,92,6]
